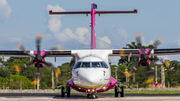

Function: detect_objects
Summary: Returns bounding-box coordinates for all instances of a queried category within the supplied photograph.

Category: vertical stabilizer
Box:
[49,3,137,50]
[91,3,97,49]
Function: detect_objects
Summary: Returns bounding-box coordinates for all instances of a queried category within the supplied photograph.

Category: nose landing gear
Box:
[86,89,97,99]
[87,93,96,99]
[115,85,124,97]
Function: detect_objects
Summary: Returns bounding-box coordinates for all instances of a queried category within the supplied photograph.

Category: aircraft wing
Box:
[111,49,139,56]
[0,50,73,57]
[153,48,180,55]
[0,51,29,57]
[110,48,180,56]
[44,50,72,57]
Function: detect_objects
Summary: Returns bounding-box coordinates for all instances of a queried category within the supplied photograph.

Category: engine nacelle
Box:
[139,49,151,67]
[33,50,45,68]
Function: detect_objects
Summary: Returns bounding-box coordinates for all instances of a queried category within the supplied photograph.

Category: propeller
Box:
[124,33,165,83]
[55,68,61,78]
[15,34,62,85]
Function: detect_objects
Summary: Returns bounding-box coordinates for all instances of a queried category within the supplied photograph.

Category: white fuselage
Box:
[72,55,111,87]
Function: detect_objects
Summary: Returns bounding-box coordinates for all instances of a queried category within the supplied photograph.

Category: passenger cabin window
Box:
[74,61,108,69]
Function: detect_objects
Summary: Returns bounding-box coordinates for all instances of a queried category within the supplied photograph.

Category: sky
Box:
[1,0,180,67]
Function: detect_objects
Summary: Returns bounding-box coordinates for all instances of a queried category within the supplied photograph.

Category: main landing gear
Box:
[115,85,124,97]
[61,84,71,98]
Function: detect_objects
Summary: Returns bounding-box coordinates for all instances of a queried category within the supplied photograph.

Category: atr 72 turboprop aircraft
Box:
[1,3,180,99]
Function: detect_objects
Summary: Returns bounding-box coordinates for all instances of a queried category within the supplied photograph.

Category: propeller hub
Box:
[37,55,42,61]
[141,54,149,61]
[34,55,43,63]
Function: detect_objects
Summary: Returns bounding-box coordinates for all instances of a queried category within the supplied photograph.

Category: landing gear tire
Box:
[61,86,65,97]
[115,86,119,97]
[87,94,91,99]
[87,94,96,99]
[91,94,96,99]
[67,86,71,97]
[115,86,124,97]
[120,87,124,97]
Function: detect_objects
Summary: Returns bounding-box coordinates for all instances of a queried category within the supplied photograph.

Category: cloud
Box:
[156,55,169,64]
[148,40,154,45]
[75,27,89,45]
[97,40,110,49]
[54,32,70,43]
[168,38,180,47]
[54,27,90,45]
[0,0,11,22]
[0,36,22,44]
[111,24,116,28]
[46,4,65,33]
[140,35,147,46]
[7,37,22,42]
[109,56,120,65]
[98,36,111,44]
[46,5,90,46]
[44,34,53,40]
[118,28,128,39]
[157,55,169,60]
[97,36,112,49]
[48,19,62,33]
[0,36,24,50]
[65,28,76,39]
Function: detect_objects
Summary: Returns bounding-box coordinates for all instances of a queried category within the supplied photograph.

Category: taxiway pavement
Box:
[0,93,180,101]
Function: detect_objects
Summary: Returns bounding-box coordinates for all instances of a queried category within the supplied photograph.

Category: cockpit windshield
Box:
[74,61,108,69]
[82,62,90,67]
[74,62,81,69]
[92,62,100,67]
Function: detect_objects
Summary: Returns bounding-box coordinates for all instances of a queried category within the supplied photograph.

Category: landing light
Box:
[87,89,90,92]
[92,89,95,92]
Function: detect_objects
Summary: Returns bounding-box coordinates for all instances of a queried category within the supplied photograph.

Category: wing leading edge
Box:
[111,48,180,56]
[0,50,73,57]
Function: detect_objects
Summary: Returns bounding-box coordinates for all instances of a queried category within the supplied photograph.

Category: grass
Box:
[124,90,180,94]
[101,90,180,94]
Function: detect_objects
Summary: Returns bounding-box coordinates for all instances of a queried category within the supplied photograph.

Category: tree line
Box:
[0,42,180,89]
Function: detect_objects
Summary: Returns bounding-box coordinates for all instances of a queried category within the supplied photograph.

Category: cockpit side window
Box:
[92,62,100,67]
[100,62,108,68]
[82,62,90,67]
[74,62,81,69]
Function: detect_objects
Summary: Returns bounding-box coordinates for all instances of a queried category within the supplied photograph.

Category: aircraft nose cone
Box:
[77,69,106,87]
[84,73,99,83]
